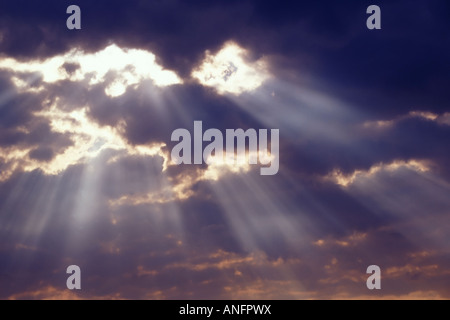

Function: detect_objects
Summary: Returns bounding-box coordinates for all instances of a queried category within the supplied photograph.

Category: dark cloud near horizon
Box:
[1,156,449,299]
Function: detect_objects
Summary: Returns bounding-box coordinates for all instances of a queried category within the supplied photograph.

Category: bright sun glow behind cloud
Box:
[31,105,165,175]
[0,44,182,97]
[192,41,270,95]
[0,42,273,189]
[0,102,166,182]
[0,43,182,180]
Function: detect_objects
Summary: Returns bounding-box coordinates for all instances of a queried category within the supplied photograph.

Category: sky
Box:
[0,0,449,300]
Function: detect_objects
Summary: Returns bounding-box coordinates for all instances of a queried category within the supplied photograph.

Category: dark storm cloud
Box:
[1,0,448,131]
[28,146,54,161]
[0,71,73,158]
[0,71,40,129]
[2,0,448,103]
[364,117,450,170]
[25,119,73,158]
[84,79,260,146]
[46,79,90,112]
[278,113,450,180]
[1,0,450,300]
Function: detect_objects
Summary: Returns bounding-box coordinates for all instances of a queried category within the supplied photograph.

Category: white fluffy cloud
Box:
[192,41,270,95]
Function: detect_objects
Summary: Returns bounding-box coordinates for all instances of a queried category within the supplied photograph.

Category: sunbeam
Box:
[1,0,450,300]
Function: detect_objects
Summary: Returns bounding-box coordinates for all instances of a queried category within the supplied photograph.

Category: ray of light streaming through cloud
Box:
[0,0,449,300]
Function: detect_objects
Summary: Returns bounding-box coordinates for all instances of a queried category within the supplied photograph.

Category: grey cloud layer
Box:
[0,0,449,299]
